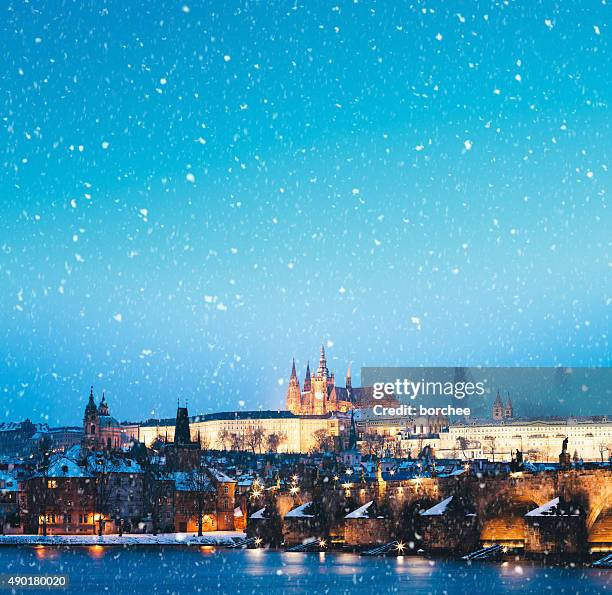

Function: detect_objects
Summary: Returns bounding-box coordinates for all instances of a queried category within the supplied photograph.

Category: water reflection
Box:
[7,547,607,595]
[88,545,105,559]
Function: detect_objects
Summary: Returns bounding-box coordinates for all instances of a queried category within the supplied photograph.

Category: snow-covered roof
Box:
[525,497,579,517]
[234,507,243,518]
[87,454,143,474]
[285,502,315,518]
[64,445,83,461]
[45,457,92,479]
[250,507,266,519]
[172,471,215,493]
[421,496,454,516]
[345,501,375,519]
[207,467,235,483]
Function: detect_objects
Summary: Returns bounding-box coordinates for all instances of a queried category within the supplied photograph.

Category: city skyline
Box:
[1,1,610,424]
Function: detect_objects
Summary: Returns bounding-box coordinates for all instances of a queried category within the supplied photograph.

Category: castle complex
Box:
[285,345,378,415]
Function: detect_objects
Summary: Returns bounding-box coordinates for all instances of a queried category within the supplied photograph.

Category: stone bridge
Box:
[253,469,612,554]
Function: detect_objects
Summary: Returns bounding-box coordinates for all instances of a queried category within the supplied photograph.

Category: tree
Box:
[217,429,231,451]
[312,429,334,453]
[184,467,212,537]
[142,455,167,535]
[244,425,266,453]
[91,454,112,536]
[456,437,470,460]
[484,436,497,462]
[230,432,245,451]
[266,432,286,453]
[199,433,210,451]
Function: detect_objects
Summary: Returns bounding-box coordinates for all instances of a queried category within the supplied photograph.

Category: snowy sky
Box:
[1,1,610,425]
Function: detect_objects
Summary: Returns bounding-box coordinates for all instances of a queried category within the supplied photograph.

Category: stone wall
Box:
[344,518,392,548]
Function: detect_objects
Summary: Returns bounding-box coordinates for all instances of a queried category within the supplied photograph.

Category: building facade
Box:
[138,410,340,454]
[440,417,612,462]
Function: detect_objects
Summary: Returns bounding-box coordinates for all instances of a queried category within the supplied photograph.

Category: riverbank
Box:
[0,531,245,546]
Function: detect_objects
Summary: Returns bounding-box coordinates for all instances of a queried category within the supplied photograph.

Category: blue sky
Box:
[0,1,610,425]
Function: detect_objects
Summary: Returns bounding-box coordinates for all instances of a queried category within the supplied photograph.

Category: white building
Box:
[437,417,612,462]
[136,411,340,454]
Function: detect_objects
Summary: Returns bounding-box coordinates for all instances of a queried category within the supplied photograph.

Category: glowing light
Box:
[319,538,327,548]
[254,537,262,547]
[396,541,405,553]
[88,545,105,559]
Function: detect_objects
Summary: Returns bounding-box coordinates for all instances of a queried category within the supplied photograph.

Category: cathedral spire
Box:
[304,361,311,392]
[317,344,328,377]
[290,358,297,379]
[346,363,352,390]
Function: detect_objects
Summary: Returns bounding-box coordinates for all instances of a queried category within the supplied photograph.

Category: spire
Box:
[317,344,328,377]
[304,361,311,391]
[493,391,504,420]
[346,363,352,390]
[85,386,97,416]
[98,391,109,416]
[290,358,297,379]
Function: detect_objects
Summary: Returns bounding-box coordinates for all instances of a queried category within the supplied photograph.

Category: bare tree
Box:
[312,429,334,453]
[244,425,266,453]
[266,432,286,453]
[142,455,166,535]
[230,432,245,451]
[217,429,231,451]
[90,454,113,536]
[484,436,497,462]
[184,468,212,537]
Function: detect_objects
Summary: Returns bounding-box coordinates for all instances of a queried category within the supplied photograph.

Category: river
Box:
[0,546,609,594]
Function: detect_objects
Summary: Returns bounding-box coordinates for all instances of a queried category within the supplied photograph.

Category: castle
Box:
[285,346,377,415]
[492,391,514,420]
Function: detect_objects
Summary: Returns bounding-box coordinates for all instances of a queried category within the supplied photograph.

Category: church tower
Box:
[504,394,514,419]
[346,364,352,391]
[83,386,99,448]
[285,359,302,414]
[312,345,329,415]
[98,391,109,416]
[492,392,504,420]
[165,403,200,471]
